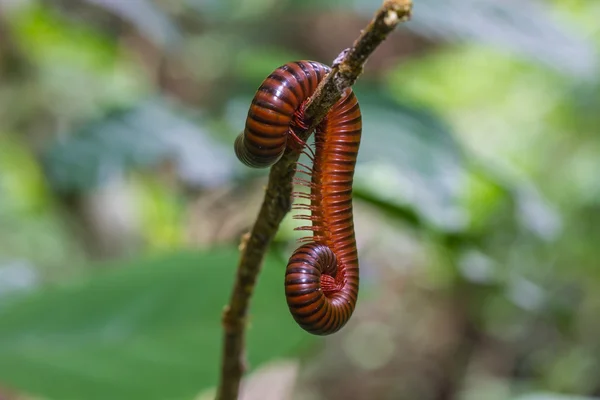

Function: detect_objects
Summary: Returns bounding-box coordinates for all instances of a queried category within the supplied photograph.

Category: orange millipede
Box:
[234,61,361,335]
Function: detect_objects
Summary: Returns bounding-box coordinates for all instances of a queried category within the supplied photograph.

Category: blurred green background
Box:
[0,0,599,399]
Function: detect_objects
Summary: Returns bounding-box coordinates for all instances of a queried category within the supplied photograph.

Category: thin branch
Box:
[216,1,412,399]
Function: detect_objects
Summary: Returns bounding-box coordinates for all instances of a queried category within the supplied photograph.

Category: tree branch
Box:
[216,1,412,399]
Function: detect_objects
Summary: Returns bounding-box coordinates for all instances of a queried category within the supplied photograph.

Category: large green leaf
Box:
[0,248,310,400]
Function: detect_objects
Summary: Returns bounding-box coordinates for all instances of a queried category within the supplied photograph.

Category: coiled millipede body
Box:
[235,61,361,335]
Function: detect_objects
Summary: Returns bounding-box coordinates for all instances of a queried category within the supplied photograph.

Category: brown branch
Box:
[216,1,412,399]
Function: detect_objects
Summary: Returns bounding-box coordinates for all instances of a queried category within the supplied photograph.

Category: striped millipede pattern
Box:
[234,61,361,335]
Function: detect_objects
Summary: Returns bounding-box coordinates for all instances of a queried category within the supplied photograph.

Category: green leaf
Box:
[353,90,469,233]
[0,248,311,400]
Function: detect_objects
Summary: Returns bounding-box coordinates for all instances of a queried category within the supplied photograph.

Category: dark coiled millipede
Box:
[234,61,361,335]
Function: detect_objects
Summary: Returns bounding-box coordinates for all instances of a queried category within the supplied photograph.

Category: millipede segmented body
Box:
[235,61,361,335]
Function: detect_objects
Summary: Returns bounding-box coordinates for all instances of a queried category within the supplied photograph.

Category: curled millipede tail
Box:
[285,243,357,335]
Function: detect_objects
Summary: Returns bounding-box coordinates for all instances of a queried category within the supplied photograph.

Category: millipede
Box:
[234,60,361,335]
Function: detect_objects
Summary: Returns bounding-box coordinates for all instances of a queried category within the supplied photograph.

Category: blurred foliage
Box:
[293,0,597,77]
[0,0,599,399]
[43,99,235,193]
